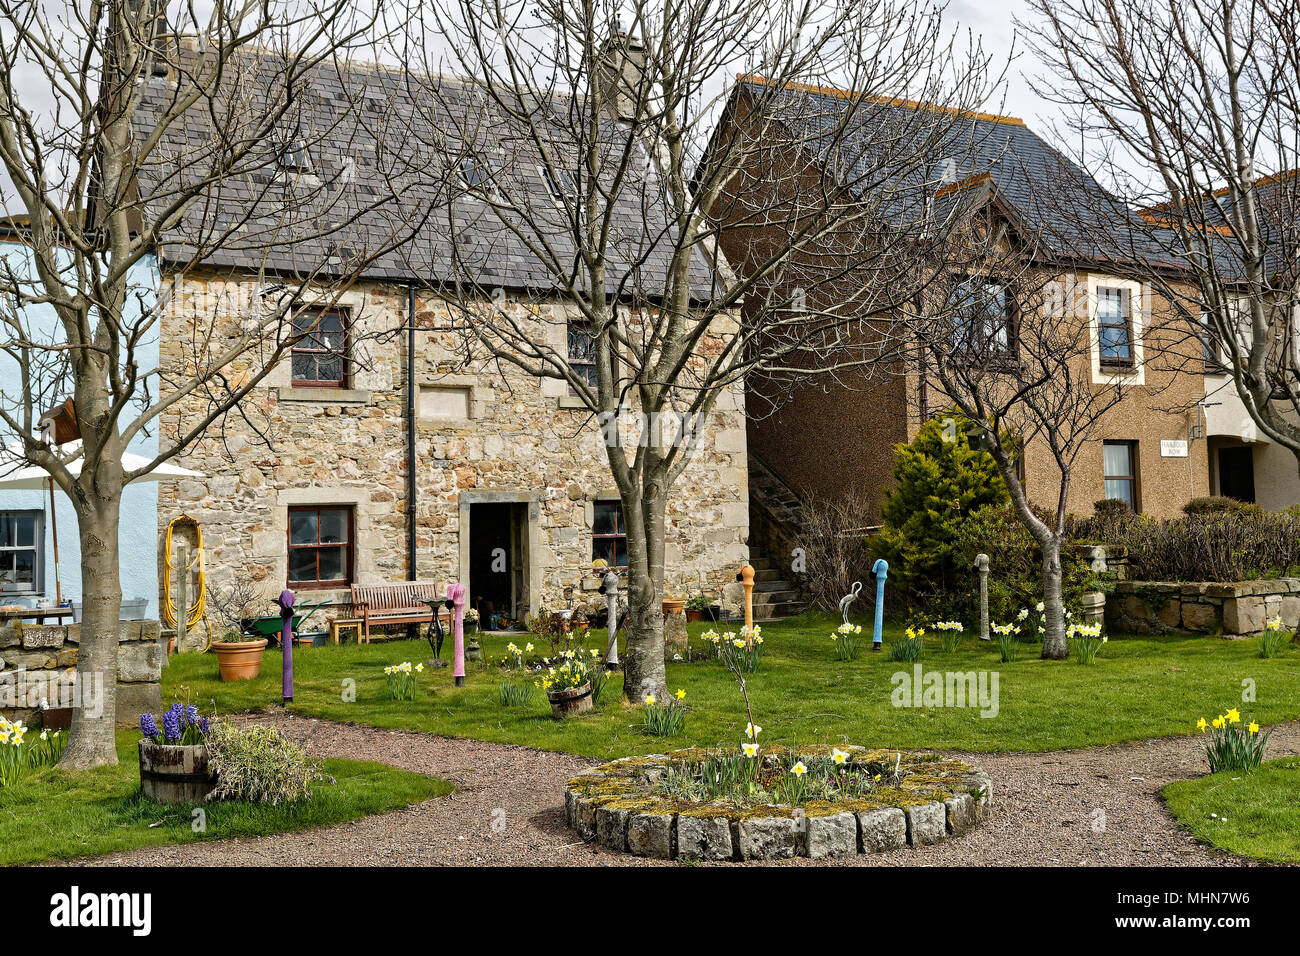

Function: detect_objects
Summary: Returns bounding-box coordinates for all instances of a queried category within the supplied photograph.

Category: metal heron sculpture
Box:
[839,581,863,626]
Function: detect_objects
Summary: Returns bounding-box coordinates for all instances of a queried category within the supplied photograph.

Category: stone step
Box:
[752,588,800,605]
[753,579,796,593]
[752,601,809,621]
[752,568,784,582]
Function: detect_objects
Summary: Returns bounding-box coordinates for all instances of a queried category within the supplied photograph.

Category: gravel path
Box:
[84,714,1300,867]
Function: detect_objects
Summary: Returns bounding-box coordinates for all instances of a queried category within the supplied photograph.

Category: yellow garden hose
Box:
[161,514,214,653]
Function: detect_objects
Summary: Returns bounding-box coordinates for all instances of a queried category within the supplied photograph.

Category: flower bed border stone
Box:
[564,745,992,862]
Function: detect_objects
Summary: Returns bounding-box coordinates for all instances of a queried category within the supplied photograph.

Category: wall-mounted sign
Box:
[1161,440,1189,458]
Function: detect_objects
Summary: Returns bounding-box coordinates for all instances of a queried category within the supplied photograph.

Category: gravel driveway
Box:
[83,713,1300,867]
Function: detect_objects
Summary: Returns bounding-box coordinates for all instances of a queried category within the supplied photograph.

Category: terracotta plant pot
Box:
[662,599,686,616]
[138,739,217,804]
[213,638,268,681]
[685,608,705,623]
[548,682,593,719]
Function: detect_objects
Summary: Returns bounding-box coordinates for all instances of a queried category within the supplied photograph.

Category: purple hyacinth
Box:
[199,717,210,734]
[161,704,182,743]
[140,712,160,743]
[184,704,199,726]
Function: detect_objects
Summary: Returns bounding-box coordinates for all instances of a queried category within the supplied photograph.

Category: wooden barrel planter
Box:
[548,682,593,719]
[138,739,217,804]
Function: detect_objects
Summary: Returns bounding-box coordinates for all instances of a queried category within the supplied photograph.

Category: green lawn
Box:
[1162,756,1300,864]
[162,612,1300,760]
[0,730,452,865]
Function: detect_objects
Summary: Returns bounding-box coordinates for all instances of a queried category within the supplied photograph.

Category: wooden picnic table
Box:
[0,606,75,624]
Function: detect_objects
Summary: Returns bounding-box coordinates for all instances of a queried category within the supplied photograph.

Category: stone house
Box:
[137,58,749,639]
[709,78,1224,553]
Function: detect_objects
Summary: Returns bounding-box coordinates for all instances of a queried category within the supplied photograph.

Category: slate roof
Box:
[734,78,1177,271]
[133,51,710,297]
[1141,170,1299,285]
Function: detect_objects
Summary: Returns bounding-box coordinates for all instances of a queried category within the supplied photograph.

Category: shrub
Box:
[1081,511,1300,582]
[872,412,1009,604]
[802,492,878,611]
[1182,496,1264,518]
[946,504,1093,623]
[204,722,331,804]
[1198,710,1269,774]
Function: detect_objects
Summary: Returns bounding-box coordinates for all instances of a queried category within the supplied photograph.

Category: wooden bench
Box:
[350,581,449,643]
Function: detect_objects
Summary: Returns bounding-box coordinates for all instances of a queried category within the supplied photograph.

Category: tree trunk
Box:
[1040,535,1068,660]
[58,491,123,769]
[621,483,667,702]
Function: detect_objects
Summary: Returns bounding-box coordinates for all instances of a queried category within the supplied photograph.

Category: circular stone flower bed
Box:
[564,746,993,861]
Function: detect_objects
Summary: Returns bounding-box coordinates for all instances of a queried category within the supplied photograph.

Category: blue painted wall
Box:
[0,241,160,618]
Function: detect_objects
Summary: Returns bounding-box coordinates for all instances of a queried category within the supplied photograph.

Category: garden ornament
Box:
[277,589,295,704]
[423,597,454,666]
[739,564,755,641]
[601,571,621,668]
[839,580,863,626]
[976,553,990,641]
[870,560,887,650]
[1088,546,1108,573]
[448,582,467,687]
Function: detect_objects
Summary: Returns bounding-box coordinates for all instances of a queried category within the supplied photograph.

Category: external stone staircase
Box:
[745,547,808,621]
[746,453,810,620]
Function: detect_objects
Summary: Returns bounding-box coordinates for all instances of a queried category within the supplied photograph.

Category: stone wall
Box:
[1106,579,1300,638]
[0,620,163,726]
[159,274,750,643]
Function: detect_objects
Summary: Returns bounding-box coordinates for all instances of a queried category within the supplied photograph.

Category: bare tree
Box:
[1021,0,1300,476]
[396,0,996,700]
[0,1,433,767]
[905,198,1141,657]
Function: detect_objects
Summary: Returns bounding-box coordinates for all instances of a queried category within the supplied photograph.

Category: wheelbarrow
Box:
[241,600,327,647]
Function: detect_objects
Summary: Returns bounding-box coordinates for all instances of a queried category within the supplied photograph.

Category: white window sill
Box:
[558,394,590,410]
[276,387,372,404]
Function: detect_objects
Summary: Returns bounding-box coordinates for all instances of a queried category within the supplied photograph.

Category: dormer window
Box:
[542,167,578,204]
[951,277,1013,353]
[279,137,311,173]
[458,155,502,201]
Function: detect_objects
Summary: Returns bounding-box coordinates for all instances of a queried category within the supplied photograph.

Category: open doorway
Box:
[468,501,528,628]
[1216,445,1256,503]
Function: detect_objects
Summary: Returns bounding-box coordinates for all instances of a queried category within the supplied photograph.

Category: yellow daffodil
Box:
[1248,721,1260,734]
[675,689,686,700]
[1226,708,1240,725]
[1212,716,1225,729]
[644,694,656,707]
[1196,718,1207,732]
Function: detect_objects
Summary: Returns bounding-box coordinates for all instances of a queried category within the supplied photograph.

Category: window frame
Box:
[567,319,599,391]
[1095,285,1136,369]
[541,166,578,205]
[592,500,628,569]
[0,510,43,596]
[1102,440,1140,511]
[286,505,355,589]
[950,276,1016,357]
[457,155,503,202]
[290,307,350,389]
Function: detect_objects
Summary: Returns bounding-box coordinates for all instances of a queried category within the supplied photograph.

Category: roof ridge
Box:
[736,74,1025,126]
